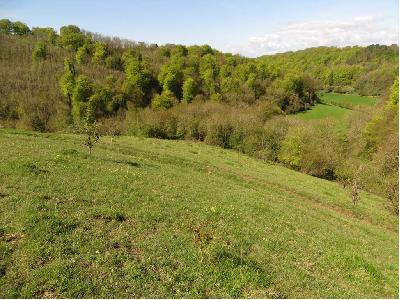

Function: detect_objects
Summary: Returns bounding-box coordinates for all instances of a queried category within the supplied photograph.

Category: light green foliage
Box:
[76,44,91,64]
[0,129,397,298]
[122,53,152,106]
[278,126,306,168]
[32,27,57,44]
[283,74,304,96]
[59,25,84,50]
[108,93,127,112]
[152,90,178,109]
[124,55,151,89]
[92,42,108,64]
[122,81,145,107]
[47,29,57,44]
[11,21,31,35]
[86,87,113,124]
[162,72,179,94]
[278,122,342,178]
[245,72,258,97]
[72,75,93,122]
[158,57,184,98]
[389,79,399,105]
[0,19,31,35]
[361,90,398,214]
[59,59,76,107]
[81,122,100,155]
[259,45,398,96]
[0,19,13,34]
[182,78,197,103]
[324,65,359,87]
[73,76,93,103]
[363,86,399,153]
[32,42,47,61]
[210,92,222,102]
[200,44,213,56]
[199,54,218,96]
[171,44,188,57]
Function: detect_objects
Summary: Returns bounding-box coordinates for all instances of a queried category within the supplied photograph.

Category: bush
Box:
[32,42,47,61]
[134,108,182,139]
[98,117,124,136]
[19,97,55,132]
[278,120,342,179]
[151,91,178,109]
[205,119,234,148]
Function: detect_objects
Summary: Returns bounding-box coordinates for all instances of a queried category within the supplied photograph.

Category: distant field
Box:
[319,93,377,107]
[0,129,398,298]
[295,103,349,121]
[293,93,377,122]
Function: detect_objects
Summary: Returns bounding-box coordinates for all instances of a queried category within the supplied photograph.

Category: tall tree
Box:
[59,59,76,112]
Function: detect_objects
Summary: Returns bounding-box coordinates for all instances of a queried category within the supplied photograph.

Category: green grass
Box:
[0,129,398,298]
[295,103,349,121]
[293,93,377,129]
[319,93,377,107]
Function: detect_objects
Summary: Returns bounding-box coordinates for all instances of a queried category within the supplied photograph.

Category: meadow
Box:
[319,93,377,107]
[0,129,398,298]
[294,93,377,123]
[295,103,349,121]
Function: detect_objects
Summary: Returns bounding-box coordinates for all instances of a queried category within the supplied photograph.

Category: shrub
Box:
[205,119,235,148]
[32,42,47,61]
[92,42,108,64]
[278,120,342,179]
[151,91,178,109]
[76,44,91,64]
[278,126,306,168]
[19,97,54,132]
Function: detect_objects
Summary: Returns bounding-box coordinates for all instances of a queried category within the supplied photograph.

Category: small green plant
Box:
[115,212,126,222]
[82,122,100,155]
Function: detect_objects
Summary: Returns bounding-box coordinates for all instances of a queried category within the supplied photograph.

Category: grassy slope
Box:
[0,129,398,298]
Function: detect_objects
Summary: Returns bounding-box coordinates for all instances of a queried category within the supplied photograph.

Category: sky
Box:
[0,0,398,57]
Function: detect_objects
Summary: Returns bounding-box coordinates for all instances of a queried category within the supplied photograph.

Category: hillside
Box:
[258,45,398,95]
[0,129,398,298]
[0,20,398,133]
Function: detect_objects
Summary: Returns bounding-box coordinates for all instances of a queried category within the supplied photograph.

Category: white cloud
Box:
[227,16,399,57]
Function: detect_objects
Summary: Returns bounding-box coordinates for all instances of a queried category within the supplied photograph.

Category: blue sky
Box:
[0,0,398,56]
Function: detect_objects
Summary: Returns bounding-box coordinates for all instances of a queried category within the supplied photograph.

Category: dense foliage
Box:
[0,19,398,213]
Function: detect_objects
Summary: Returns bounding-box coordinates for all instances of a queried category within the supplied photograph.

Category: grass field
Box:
[294,93,377,122]
[0,129,398,298]
[295,103,349,121]
[319,93,377,107]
